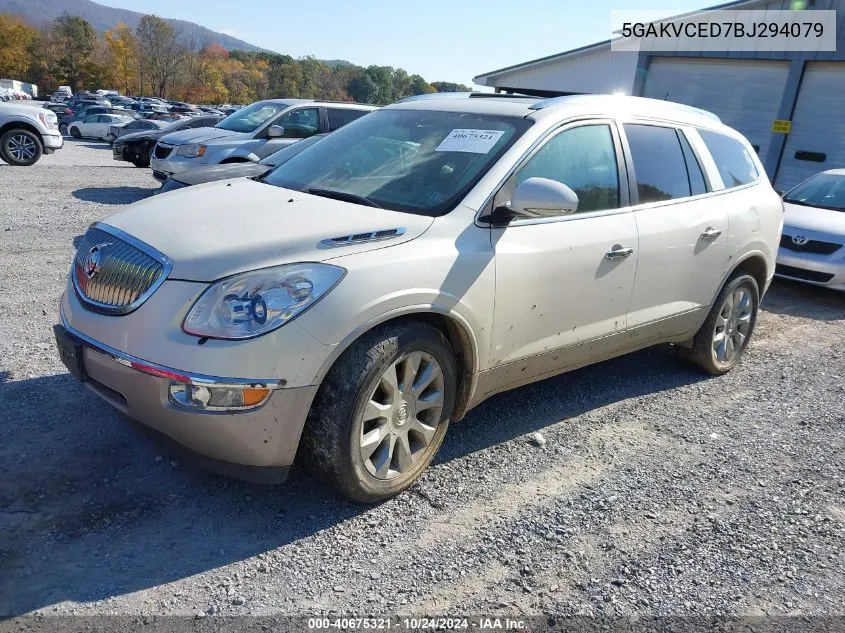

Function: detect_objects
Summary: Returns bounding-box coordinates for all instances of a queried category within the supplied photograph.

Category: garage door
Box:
[642,58,789,167]
[775,62,845,191]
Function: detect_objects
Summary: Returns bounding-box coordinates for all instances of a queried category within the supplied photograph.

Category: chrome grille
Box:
[154,143,173,159]
[72,225,171,315]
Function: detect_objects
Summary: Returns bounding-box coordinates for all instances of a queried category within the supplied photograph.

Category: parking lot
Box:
[1,138,844,620]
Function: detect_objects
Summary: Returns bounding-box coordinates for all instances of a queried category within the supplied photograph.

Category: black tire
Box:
[0,128,43,166]
[688,273,759,376]
[132,158,149,168]
[59,123,68,135]
[301,320,457,503]
[70,126,81,139]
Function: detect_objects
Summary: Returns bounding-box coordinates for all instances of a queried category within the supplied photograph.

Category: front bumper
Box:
[151,152,206,181]
[775,247,845,291]
[55,320,318,478]
[42,131,63,149]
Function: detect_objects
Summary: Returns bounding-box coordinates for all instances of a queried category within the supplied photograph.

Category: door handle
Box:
[605,245,634,261]
[700,227,722,240]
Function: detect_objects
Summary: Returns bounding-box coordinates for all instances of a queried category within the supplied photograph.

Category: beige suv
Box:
[55,95,783,502]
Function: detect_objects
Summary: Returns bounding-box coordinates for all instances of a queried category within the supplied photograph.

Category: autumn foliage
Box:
[0,12,471,104]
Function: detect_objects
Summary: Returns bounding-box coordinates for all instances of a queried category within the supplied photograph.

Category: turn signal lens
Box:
[168,382,272,411]
[242,387,270,407]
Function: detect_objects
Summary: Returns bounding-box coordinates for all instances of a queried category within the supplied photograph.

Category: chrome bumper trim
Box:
[59,309,285,389]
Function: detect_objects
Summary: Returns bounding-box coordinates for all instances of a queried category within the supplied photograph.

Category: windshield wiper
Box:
[307,187,382,208]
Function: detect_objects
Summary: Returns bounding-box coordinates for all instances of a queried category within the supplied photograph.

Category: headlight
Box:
[176,143,206,158]
[182,263,346,339]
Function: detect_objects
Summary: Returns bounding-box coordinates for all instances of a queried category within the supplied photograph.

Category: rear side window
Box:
[624,124,690,203]
[327,108,368,132]
[698,129,759,188]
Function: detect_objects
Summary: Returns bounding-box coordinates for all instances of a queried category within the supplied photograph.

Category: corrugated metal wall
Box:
[484,48,639,95]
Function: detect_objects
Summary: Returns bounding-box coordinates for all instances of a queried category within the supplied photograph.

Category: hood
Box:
[0,102,49,119]
[157,126,246,146]
[118,128,166,143]
[102,178,434,281]
[783,201,845,236]
[173,162,270,186]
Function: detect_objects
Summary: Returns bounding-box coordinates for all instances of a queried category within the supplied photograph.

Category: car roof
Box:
[256,98,375,111]
[820,168,845,176]
[385,93,725,129]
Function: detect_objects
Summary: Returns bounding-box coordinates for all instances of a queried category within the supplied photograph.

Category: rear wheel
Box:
[0,128,43,166]
[688,273,759,375]
[59,122,68,135]
[301,321,457,503]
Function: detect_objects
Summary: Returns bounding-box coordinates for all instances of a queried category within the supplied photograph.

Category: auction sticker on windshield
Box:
[436,129,505,153]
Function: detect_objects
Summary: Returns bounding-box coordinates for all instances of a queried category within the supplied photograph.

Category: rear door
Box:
[622,121,730,328]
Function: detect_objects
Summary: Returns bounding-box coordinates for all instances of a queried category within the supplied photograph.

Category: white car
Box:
[69,114,134,140]
[0,101,63,165]
[55,95,782,501]
[776,169,845,290]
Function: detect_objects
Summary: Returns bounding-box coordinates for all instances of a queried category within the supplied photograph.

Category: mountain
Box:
[0,0,267,52]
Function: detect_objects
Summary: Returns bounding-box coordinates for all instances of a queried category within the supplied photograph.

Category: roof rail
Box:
[528,94,721,122]
[467,92,539,99]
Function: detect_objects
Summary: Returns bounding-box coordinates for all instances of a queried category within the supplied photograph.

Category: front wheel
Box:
[59,123,68,135]
[0,128,43,166]
[69,126,81,139]
[688,273,759,375]
[301,321,457,503]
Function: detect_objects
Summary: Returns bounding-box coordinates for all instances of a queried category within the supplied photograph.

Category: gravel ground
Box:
[1,138,844,623]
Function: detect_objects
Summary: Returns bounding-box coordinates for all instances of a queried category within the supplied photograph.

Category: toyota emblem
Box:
[791,235,809,246]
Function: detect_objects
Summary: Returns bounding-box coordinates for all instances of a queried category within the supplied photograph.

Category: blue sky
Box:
[97,0,707,86]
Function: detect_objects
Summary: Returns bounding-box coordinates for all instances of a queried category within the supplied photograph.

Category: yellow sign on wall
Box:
[772,119,792,134]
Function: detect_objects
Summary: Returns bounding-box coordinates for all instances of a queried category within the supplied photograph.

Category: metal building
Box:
[473,0,845,191]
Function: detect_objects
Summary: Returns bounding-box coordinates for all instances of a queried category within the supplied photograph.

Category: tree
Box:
[0,14,38,79]
[52,15,96,91]
[409,74,433,96]
[348,72,378,104]
[104,23,138,95]
[431,81,473,93]
[136,15,185,97]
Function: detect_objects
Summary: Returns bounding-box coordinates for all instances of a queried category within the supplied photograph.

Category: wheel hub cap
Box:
[358,351,445,480]
[712,287,753,366]
[8,135,35,160]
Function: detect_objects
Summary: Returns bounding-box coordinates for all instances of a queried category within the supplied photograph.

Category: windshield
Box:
[215,101,290,134]
[784,172,845,211]
[259,134,327,166]
[262,109,530,216]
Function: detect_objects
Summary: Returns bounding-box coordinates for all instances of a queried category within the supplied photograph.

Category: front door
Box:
[489,121,638,376]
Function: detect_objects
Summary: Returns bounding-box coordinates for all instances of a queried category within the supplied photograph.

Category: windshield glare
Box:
[262,109,529,215]
[784,173,845,211]
[215,101,290,133]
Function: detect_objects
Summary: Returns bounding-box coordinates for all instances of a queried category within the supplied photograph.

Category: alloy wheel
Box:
[7,134,36,161]
[358,351,445,480]
[712,287,753,366]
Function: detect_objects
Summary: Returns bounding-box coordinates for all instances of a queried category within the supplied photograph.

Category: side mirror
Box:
[511,177,579,218]
[267,125,285,138]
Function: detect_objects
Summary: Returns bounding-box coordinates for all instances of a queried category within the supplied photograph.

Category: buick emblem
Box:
[791,235,809,246]
[84,243,110,279]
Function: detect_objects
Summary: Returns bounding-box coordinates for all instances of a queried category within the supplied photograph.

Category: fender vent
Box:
[320,227,406,248]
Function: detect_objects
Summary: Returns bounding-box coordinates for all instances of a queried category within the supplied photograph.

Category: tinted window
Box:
[624,124,690,203]
[277,107,320,138]
[216,101,290,133]
[698,129,759,188]
[327,108,368,132]
[679,131,708,195]
[515,124,620,213]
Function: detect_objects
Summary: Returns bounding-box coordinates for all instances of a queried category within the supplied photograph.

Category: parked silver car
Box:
[776,169,845,291]
[149,99,375,182]
[55,95,782,502]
